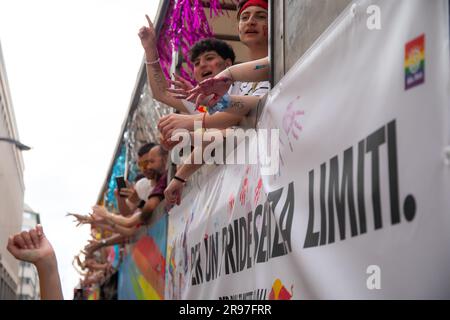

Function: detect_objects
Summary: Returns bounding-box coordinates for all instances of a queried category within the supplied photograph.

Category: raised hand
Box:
[138,14,157,53]
[7,225,55,265]
[8,225,63,300]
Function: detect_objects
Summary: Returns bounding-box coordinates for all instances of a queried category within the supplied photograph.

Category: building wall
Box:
[0,42,25,300]
[18,262,40,300]
[17,207,40,300]
[272,0,352,84]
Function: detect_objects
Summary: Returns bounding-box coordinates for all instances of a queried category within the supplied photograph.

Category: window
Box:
[24,212,33,220]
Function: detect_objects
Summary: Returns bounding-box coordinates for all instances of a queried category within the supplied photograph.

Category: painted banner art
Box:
[118,217,167,300]
[165,0,450,299]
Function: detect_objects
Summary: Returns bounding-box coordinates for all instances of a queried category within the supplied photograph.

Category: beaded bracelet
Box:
[145,57,160,65]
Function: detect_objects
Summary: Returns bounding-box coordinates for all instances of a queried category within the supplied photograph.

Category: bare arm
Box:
[115,189,134,217]
[92,206,142,228]
[86,233,129,257]
[164,160,201,206]
[103,233,129,247]
[108,211,142,228]
[218,57,269,83]
[140,196,162,223]
[111,224,140,237]
[85,259,111,271]
[158,95,261,138]
[182,57,269,105]
[35,254,63,300]
[165,131,226,205]
[138,15,189,113]
[205,95,261,128]
[176,163,203,181]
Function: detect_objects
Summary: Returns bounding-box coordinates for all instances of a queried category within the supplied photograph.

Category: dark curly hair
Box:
[188,38,236,64]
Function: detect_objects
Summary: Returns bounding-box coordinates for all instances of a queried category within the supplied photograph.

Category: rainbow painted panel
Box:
[118,216,167,300]
[107,245,121,270]
[87,286,100,300]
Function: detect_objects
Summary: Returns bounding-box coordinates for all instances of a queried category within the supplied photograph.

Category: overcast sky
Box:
[0,0,160,299]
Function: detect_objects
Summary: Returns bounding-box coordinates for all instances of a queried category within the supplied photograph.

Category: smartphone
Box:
[116,176,127,193]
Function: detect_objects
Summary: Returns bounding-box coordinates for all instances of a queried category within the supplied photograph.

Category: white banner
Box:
[166,0,450,299]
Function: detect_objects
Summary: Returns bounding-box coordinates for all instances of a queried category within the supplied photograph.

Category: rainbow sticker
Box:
[197,105,208,113]
[405,34,425,90]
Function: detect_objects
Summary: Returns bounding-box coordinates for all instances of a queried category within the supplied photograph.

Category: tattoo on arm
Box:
[149,64,167,93]
[230,101,245,110]
[254,64,269,70]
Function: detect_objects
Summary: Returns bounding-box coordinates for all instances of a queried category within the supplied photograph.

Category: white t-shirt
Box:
[134,177,154,201]
[237,81,270,97]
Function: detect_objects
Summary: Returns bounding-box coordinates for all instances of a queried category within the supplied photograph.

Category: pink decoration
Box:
[157,0,236,84]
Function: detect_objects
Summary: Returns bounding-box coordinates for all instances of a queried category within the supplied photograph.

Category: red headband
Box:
[238,0,268,18]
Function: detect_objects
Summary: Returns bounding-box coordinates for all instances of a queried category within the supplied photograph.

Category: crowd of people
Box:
[6,0,271,299]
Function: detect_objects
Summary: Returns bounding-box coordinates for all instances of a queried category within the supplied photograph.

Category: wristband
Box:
[173,176,186,184]
[137,200,146,209]
[209,93,231,114]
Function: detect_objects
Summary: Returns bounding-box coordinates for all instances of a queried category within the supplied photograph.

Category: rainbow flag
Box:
[405,34,425,90]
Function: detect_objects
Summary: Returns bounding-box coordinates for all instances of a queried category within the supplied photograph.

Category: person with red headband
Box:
[160,0,270,134]
[165,0,271,112]
[237,0,269,62]
[238,0,268,15]
[162,0,272,206]
[238,0,268,14]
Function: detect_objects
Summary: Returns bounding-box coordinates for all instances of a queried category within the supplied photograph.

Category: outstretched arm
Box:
[219,57,269,83]
[202,95,261,128]
[181,57,270,105]
[110,224,140,237]
[84,233,129,257]
[92,206,142,228]
[158,95,261,138]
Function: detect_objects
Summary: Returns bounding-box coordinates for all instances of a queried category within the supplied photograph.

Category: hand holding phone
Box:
[116,176,127,196]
